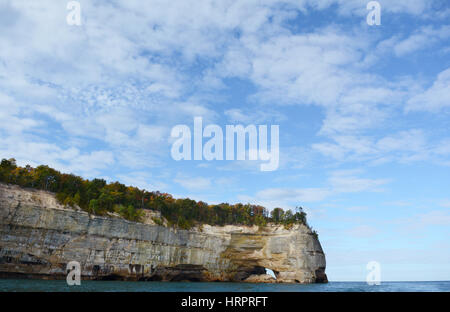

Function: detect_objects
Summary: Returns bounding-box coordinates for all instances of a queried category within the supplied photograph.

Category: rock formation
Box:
[0,183,327,283]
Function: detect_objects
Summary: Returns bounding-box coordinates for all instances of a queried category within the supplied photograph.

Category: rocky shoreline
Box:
[0,183,327,283]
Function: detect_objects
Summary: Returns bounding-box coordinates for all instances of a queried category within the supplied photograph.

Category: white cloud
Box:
[0,0,447,178]
[407,67,450,112]
[393,25,450,57]
[174,175,212,191]
[224,108,286,124]
[255,187,332,203]
[399,210,450,230]
[312,129,450,165]
[64,151,115,176]
[376,130,426,153]
[328,170,388,193]
[0,137,115,178]
[224,29,368,107]
[116,172,168,192]
[329,0,430,16]
[238,170,388,209]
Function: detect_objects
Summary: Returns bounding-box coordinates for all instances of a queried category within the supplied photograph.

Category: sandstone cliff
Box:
[0,183,327,283]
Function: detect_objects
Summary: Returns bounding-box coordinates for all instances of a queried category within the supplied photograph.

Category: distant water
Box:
[0,279,449,292]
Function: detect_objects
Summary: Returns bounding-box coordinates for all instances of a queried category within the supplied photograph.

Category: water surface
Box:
[1,279,449,292]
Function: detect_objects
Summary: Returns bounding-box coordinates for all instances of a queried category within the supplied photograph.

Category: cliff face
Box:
[0,183,327,283]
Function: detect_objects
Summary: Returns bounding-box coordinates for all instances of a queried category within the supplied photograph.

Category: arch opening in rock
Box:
[233,265,279,282]
[265,268,277,280]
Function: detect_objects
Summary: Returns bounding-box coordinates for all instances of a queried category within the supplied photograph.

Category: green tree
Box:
[73,192,81,206]
[0,159,313,228]
[89,199,100,214]
[271,208,284,223]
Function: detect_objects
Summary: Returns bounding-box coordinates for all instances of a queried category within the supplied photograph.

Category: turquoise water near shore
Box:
[0,279,449,292]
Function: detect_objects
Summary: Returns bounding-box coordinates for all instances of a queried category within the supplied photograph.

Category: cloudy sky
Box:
[1,0,449,281]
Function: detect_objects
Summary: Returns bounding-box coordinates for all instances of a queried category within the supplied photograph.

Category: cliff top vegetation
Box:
[0,158,315,233]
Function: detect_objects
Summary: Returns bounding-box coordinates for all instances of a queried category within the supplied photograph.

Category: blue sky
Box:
[1,0,449,281]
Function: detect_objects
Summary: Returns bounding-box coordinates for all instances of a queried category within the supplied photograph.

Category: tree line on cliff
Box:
[0,158,316,233]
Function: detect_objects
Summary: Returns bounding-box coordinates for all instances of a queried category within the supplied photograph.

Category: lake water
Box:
[0,279,449,292]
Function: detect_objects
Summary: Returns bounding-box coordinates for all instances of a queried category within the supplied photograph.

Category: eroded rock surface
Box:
[0,183,327,283]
